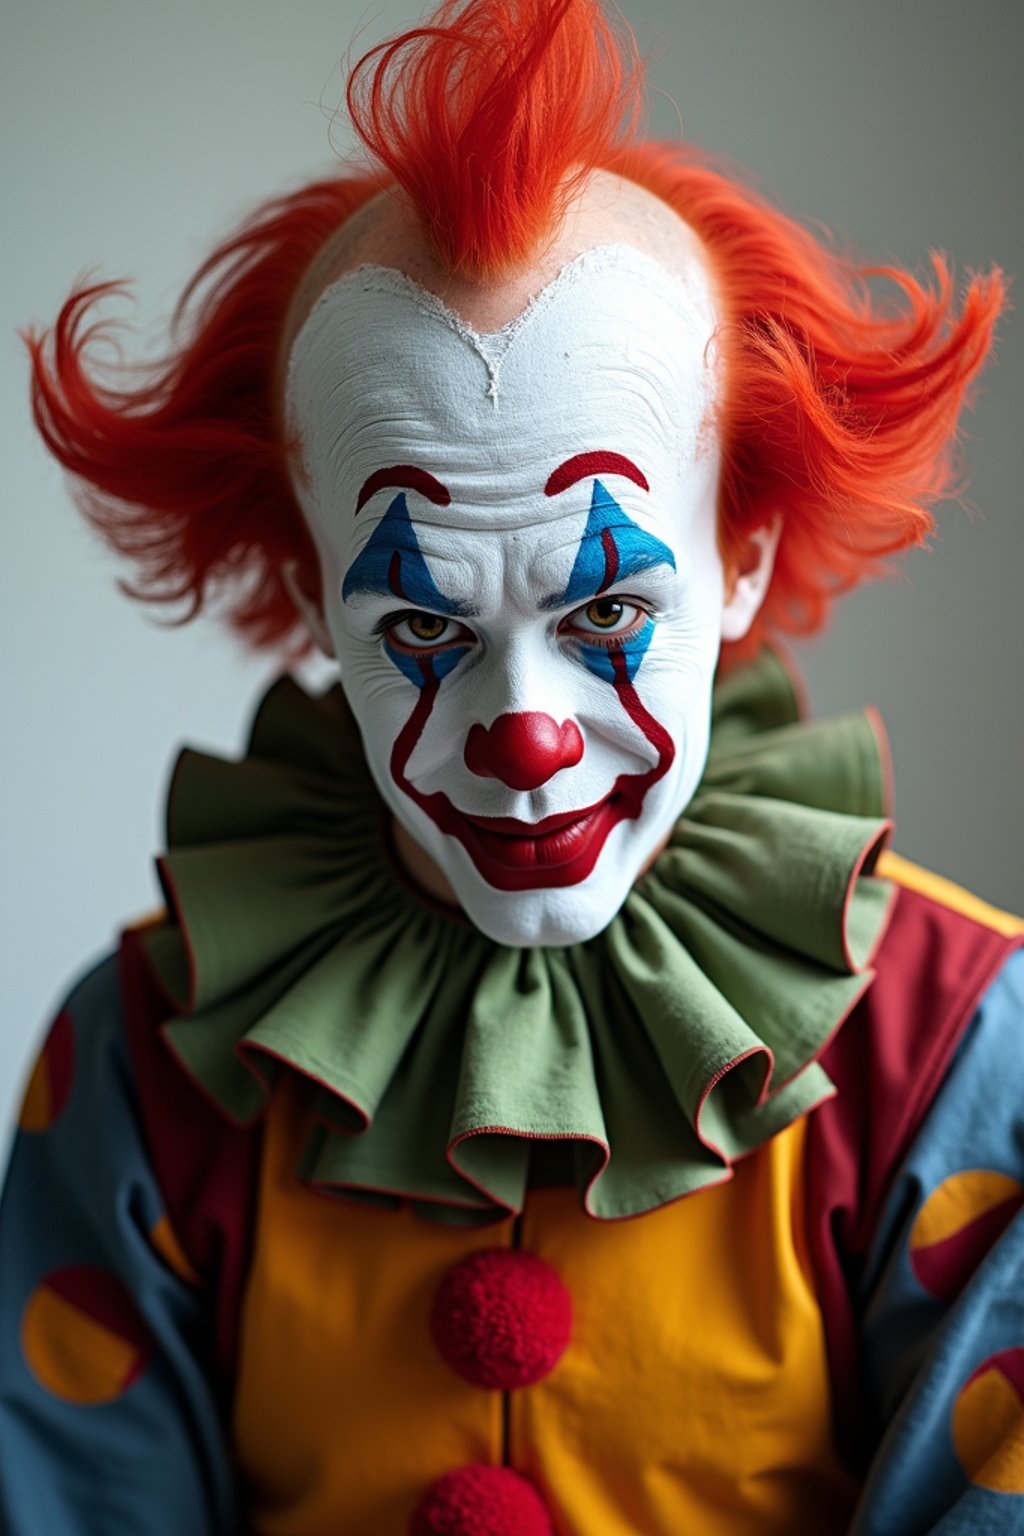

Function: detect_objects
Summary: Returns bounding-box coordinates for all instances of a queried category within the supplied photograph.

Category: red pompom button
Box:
[430,1249,572,1390]
[410,1465,553,1536]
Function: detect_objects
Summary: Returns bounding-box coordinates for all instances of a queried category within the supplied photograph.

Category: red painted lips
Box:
[454,796,619,884]
[389,657,676,893]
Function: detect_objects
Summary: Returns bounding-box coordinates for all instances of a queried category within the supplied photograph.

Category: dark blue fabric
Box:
[852,946,1024,1534]
[0,954,234,1536]
[3,942,1020,1534]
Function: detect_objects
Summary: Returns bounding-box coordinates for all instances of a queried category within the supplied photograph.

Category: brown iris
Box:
[584,599,625,629]
[406,612,448,641]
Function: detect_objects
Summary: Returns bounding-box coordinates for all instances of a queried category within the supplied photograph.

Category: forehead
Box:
[285,243,720,533]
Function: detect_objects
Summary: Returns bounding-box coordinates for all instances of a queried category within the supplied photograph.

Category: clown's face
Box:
[286,243,732,946]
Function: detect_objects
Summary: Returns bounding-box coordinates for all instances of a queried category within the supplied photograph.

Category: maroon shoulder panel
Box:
[118,928,262,1379]
[805,884,1019,1470]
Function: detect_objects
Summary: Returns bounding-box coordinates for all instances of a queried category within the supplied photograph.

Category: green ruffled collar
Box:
[142,651,895,1225]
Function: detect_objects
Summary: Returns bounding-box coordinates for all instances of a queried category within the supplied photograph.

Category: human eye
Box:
[559,597,649,647]
[377,610,475,653]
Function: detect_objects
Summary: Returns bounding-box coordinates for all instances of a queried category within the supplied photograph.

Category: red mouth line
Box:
[440,796,618,886]
[459,801,605,838]
[388,651,676,892]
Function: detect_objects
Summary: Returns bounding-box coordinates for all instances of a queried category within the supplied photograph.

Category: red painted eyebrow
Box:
[355,465,452,514]
[544,451,650,498]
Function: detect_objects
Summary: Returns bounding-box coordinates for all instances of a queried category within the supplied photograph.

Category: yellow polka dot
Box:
[18,1010,75,1133]
[17,1056,53,1133]
[953,1357,1024,1494]
[911,1171,1023,1250]
[22,1289,140,1405]
[150,1214,202,1286]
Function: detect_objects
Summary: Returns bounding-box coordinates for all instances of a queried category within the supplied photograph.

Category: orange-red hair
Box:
[25,0,1004,661]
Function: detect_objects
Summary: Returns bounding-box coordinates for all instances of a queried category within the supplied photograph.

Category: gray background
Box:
[3,0,1022,1148]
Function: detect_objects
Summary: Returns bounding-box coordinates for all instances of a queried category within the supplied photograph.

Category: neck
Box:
[391,817,461,906]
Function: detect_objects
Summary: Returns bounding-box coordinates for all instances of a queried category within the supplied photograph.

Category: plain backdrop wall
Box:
[3,0,1022,1153]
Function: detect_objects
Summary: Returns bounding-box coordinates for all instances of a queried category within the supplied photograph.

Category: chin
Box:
[398,776,691,946]
[449,862,636,948]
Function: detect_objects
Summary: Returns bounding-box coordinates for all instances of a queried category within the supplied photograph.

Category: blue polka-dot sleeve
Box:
[0,954,236,1535]
[851,945,1024,1534]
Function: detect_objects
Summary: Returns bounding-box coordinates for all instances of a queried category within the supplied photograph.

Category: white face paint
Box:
[286,243,727,947]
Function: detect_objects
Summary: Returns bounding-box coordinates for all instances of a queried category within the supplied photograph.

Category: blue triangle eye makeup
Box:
[559,481,676,605]
[342,490,474,689]
[341,493,472,616]
[344,474,673,689]
[551,480,672,685]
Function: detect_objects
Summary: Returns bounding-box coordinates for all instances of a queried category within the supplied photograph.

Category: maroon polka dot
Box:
[952,1348,1024,1493]
[19,1008,75,1132]
[963,1346,1024,1400]
[909,1171,1024,1303]
[44,1266,154,1385]
[21,1266,153,1403]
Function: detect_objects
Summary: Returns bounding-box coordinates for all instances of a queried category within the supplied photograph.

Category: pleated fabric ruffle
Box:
[142,650,895,1225]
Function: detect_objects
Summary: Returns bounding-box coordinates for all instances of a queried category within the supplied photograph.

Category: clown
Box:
[279,185,774,947]
[2,1,1022,1533]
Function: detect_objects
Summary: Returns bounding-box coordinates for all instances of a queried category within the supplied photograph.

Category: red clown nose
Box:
[464,712,584,791]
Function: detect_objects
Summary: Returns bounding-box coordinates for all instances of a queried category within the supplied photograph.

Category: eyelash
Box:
[560,599,650,648]
[374,597,653,655]
[373,612,474,652]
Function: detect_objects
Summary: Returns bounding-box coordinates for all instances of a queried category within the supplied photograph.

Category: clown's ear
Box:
[281,558,336,657]
[720,517,782,643]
